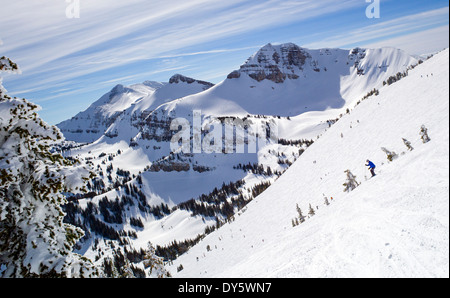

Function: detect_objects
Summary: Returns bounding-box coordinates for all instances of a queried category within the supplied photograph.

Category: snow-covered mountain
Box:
[59,43,418,143]
[169,48,449,278]
[157,43,417,118]
[57,74,214,143]
[54,43,430,277]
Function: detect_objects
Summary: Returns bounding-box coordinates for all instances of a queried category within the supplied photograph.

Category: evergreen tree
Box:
[381,147,398,162]
[296,203,305,223]
[402,138,414,151]
[308,204,315,216]
[0,55,19,97]
[420,125,431,143]
[177,264,184,272]
[143,242,170,278]
[343,170,359,192]
[121,258,135,278]
[102,257,120,278]
[0,55,98,277]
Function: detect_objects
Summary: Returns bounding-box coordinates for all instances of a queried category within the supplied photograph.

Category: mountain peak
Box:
[110,83,125,94]
[227,42,312,83]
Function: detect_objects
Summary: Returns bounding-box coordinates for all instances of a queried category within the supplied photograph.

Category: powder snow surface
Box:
[170,49,449,278]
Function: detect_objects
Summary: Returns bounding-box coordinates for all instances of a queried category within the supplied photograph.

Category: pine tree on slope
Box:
[143,242,171,278]
[402,138,414,151]
[343,170,359,193]
[381,147,398,162]
[308,204,315,216]
[296,203,305,223]
[420,125,431,143]
[0,55,98,277]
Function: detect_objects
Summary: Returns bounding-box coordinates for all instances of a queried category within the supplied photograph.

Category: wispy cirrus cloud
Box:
[363,25,449,56]
[0,0,365,102]
[0,0,448,124]
[304,6,449,50]
[81,45,264,66]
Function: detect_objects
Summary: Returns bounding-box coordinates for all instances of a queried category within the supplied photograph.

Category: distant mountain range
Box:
[58,43,417,143]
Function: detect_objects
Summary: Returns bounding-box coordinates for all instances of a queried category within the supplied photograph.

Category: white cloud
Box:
[304,6,449,50]
[362,25,449,56]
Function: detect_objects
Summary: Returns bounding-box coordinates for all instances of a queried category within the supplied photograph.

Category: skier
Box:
[365,159,376,177]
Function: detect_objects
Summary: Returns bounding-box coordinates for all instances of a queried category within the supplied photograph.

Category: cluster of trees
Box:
[63,201,130,241]
[361,88,380,100]
[233,163,280,176]
[277,138,314,147]
[157,180,272,262]
[383,71,409,86]
[67,163,137,202]
[148,152,213,173]
[382,59,425,87]
[192,164,213,173]
[63,184,170,242]
[177,180,246,218]
[86,177,106,194]
[381,125,430,164]
[100,242,169,278]
[155,234,205,262]
[64,170,270,274]
[326,118,340,127]
[291,203,320,227]
[251,181,272,198]
[116,168,130,178]
[354,88,380,109]
[64,192,174,278]
[102,251,144,278]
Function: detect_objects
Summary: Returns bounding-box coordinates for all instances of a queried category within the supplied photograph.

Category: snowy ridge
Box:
[159,44,418,118]
[57,75,214,143]
[169,49,449,278]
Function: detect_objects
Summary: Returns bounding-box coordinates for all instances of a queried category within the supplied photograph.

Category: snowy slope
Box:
[170,49,449,278]
[158,44,417,118]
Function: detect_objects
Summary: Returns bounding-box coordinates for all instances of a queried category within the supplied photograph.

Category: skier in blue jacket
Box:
[366,160,376,177]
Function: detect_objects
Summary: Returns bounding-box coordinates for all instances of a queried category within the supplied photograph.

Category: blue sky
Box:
[0,0,448,125]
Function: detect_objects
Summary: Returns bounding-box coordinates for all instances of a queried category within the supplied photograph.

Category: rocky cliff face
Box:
[169,74,215,90]
[227,43,311,83]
